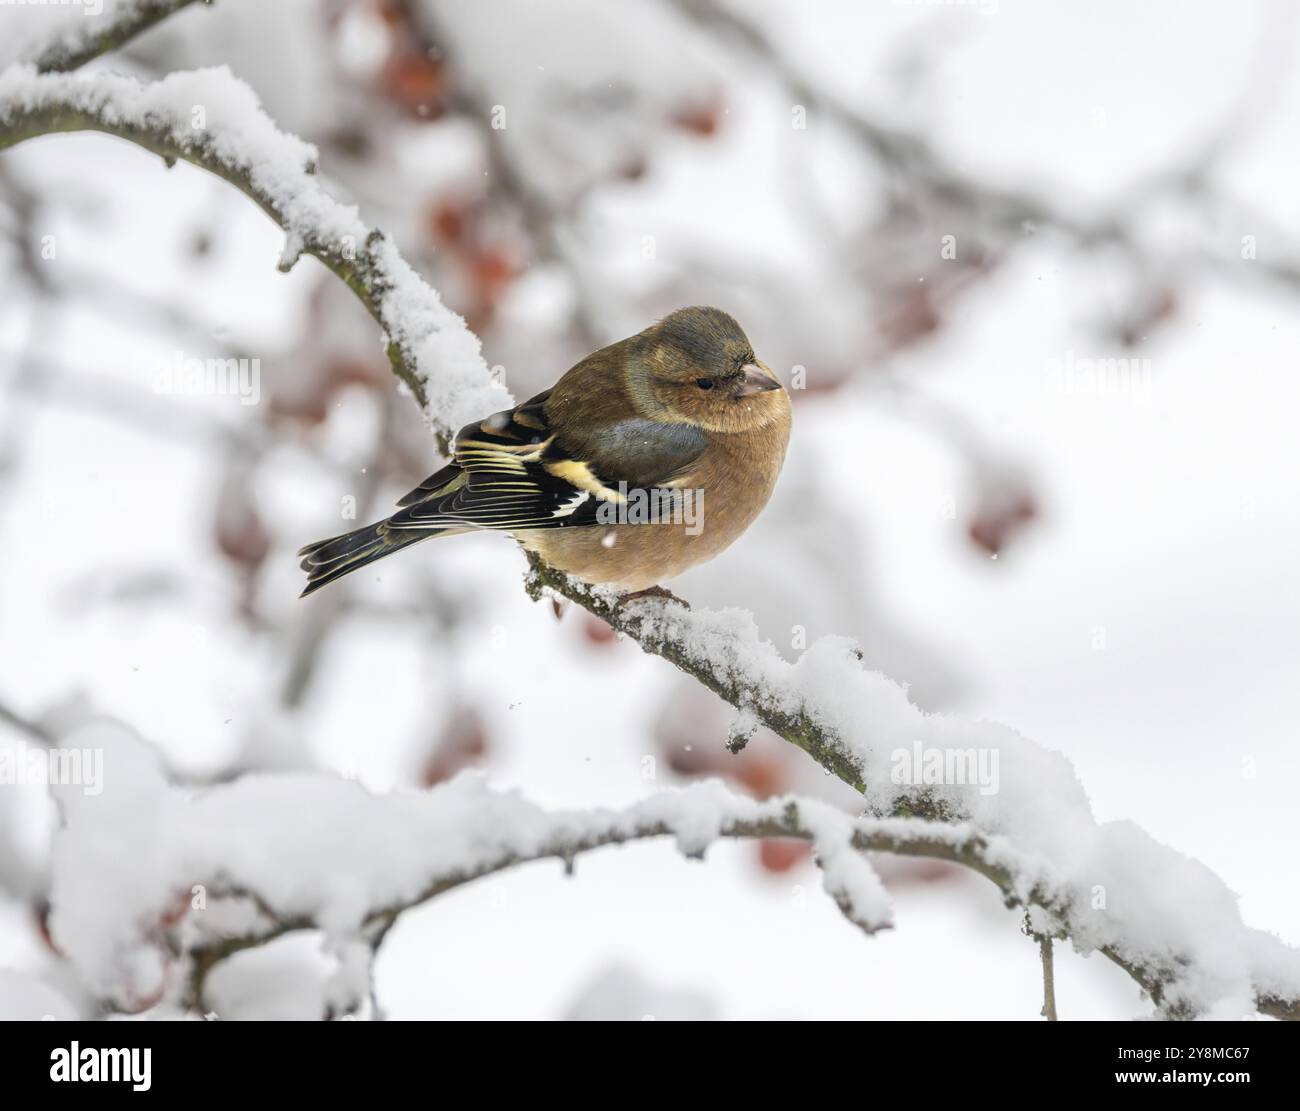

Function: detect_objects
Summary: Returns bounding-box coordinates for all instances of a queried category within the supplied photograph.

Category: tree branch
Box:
[0,64,509,453]
[25,0,212,75]
[525,553,877,798]
[176,784,982,1015]
[0,697,57,747]
[524,544,1300,1023]
[1039,936,1058,1022]
[668,0,1300,296]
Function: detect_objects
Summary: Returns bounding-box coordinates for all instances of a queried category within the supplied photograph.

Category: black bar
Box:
[1,1017,1290,1096]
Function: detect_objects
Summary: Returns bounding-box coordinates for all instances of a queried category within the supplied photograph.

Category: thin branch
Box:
[0,65,509,453]
[0,698,56,747]
[1,349,271,457]
[525,553,875,798]
[668,0,1300,295]
[25,0,212,75]
[179,790,976,1014]
[409,1,608,350]
[1039,936,1058,1022]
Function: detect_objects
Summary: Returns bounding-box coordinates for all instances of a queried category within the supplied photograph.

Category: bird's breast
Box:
[516,400,790,590]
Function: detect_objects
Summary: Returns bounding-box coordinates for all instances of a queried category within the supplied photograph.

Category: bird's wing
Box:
[386,391,707,532]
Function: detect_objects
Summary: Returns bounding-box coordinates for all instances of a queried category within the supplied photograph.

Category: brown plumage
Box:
[298,306,791,596]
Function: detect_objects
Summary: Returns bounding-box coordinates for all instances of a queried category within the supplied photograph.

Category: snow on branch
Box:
[49,725,950,1014]
[22,0,211,75]
[526,559,1300,1021]
[0,62,512,451]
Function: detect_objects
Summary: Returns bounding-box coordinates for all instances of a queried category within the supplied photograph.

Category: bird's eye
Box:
[695,378,715,390]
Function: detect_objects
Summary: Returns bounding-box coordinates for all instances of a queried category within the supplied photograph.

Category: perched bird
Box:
[298,306,790,596]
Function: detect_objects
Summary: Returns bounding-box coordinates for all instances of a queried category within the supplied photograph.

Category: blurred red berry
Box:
[758,839,810,873]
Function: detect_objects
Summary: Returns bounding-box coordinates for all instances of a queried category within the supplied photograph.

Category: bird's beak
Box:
[736,362,782,397]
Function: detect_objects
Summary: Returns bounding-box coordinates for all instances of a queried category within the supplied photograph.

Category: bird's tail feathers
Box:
[297,520,444,597]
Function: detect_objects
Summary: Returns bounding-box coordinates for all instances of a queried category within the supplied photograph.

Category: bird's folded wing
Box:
[387,390,707,532]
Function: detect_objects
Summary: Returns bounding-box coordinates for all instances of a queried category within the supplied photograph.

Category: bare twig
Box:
[668,0,1300,297]
[0,698,56,746]
[1040,936,1058,1022]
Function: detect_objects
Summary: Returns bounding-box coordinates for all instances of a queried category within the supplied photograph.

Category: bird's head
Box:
[628,306,787,433]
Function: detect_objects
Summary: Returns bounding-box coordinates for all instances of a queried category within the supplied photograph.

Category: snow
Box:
[0,62,512,439]
[44,700,1298,1016]
[603,589,1300,1016]
[45,722,894,1008]
[2,1,110,70]
[205,933,337,1022]
[373,234,511,435]
[0,64,328,220]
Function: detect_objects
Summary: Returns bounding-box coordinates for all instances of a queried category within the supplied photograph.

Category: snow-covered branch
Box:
[526,559,1300,1021]
[51,740,966,1014]
[0,63,511,451]
[23,0,211,75]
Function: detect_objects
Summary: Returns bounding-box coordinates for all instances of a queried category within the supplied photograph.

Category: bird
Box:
[297,306,791,597]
